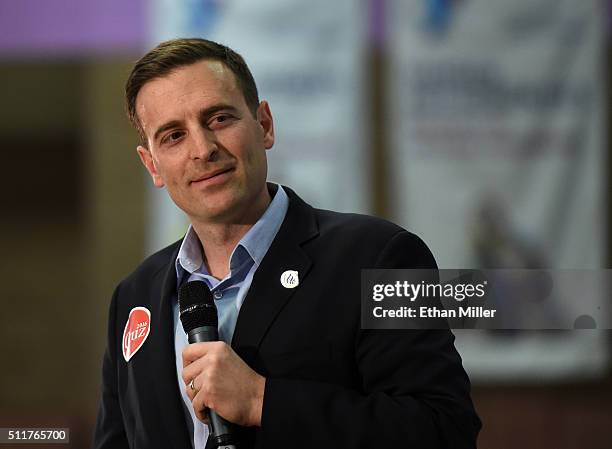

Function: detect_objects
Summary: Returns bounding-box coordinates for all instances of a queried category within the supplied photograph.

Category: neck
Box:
[191,186,271,279]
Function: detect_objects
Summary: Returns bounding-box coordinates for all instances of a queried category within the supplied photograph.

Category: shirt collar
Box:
[175,184,289,281]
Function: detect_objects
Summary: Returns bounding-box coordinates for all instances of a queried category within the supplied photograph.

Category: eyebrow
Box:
[152,104,240,142]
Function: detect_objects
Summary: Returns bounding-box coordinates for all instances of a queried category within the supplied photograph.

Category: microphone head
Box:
[178,281,218,332]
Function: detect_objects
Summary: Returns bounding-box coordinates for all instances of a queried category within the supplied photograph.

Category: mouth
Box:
[190,167,235,186]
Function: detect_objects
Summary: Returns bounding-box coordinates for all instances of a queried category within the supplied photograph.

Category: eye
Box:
[161,130,185,145]
[208,114,234,129]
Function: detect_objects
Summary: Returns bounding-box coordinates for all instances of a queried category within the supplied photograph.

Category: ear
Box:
[137,146,165,188]
[256,101,275,150]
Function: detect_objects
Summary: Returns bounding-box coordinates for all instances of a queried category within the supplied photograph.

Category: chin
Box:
[194,199,241,222]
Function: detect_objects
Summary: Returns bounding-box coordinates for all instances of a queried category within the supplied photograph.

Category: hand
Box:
[182,341,265,427]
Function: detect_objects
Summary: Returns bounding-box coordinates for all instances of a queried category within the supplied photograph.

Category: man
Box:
[93,38,481,449]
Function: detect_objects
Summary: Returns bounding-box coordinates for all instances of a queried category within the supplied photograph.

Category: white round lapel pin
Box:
[122,306,151,362]
[280,270,299,289]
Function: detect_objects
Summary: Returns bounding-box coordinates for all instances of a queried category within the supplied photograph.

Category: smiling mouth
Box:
[191,167,235,184]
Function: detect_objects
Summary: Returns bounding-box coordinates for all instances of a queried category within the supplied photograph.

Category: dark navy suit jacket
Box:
[93,185,481,449]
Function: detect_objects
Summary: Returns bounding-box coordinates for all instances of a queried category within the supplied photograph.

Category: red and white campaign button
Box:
[122,307,151,362]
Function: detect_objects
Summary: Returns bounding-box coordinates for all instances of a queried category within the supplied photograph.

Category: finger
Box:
[182,342,213,367]
[186,376,199,401]
[181,358,204,386]
[182,341,229,367]
[196,407,210,424]
[192,387,211,422]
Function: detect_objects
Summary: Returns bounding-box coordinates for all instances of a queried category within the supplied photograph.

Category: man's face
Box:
[135,60,274,224]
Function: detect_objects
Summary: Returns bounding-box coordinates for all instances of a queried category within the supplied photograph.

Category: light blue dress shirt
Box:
[172,185,289,449]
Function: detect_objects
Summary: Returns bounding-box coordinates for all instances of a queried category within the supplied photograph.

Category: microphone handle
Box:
[188,326,239,449]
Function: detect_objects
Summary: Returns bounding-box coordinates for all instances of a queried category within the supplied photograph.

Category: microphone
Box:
[179,281,239,449]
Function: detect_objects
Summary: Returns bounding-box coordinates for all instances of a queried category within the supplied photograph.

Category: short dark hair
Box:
[125,38,260,145]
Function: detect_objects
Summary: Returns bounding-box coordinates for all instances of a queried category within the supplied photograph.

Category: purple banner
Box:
[0,0,146,56]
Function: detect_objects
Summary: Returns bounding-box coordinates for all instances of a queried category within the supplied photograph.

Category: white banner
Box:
[388,0,607,381]
[146,0,368,251]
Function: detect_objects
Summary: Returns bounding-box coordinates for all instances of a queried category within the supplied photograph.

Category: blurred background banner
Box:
[0,0,146,56]
[388,0,608,380]
[146,0,368,252]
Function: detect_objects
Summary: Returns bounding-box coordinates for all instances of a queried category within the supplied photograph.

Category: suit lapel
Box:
[151,243,193,449]
[232,186,319,359]
[145,185,318,445]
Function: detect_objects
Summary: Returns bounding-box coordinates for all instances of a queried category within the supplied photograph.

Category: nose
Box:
[189,127,218,161]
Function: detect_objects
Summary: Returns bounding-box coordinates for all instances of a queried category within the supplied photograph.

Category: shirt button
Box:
[213,290,223,300]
